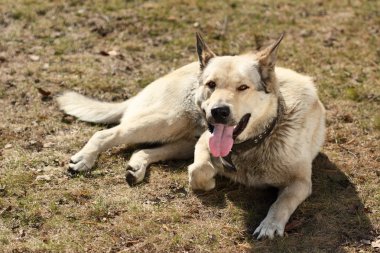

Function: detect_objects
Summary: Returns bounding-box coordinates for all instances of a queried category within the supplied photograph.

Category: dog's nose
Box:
[211,106,230,123]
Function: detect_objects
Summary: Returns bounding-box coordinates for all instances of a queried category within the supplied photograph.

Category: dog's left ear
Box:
[196,32,216,70]
[257,33,284,93]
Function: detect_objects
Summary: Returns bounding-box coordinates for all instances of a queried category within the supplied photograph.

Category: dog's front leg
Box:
[188,133,217,191]
[253,178,312,239]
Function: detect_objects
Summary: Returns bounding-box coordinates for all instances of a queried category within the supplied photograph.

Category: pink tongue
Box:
[209,124,234,157]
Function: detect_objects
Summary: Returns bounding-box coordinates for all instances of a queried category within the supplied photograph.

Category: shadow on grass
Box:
[196,152,374,252]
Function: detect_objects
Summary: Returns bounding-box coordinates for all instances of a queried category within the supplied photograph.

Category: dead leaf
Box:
[285,219,304,232]
[167,16,177,21]
[108,50,118,56]
[37,87,51,97]
[99,50,122,58]
[4,143,12,149]
[37,87,53,101]
[36,175,52,182]
[99,50,109,56]
[29,55,40,61]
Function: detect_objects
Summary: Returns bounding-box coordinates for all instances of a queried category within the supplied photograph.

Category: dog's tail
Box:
[57,91,129,124]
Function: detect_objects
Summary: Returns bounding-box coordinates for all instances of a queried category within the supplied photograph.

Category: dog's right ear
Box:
[196,32,216,69]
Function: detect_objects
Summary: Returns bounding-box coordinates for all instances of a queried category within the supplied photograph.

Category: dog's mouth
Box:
[208,114,251,157]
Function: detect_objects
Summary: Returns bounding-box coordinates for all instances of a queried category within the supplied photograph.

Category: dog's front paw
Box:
[188,163,216,191]
[190,176,215,191]
[253,217,285,240]
[68,152,95,174]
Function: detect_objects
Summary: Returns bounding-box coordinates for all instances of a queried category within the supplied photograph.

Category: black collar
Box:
[218,97,284,172]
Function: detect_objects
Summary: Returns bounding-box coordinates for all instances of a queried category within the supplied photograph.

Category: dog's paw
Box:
[188,163,216,191]
[190,176,215,191]
[68,153,95,174]
[253,218,284,240]
[125,165,146,186]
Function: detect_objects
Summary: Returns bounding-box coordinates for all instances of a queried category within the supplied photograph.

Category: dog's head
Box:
[195,33,284,157]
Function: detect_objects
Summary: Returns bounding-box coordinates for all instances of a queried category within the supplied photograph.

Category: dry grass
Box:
[0,0,379,252]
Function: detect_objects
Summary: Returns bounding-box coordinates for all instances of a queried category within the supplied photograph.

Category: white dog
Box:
[58,33,325,239]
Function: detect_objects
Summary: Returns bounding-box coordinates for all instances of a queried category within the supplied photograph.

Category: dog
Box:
[57,33,325,239]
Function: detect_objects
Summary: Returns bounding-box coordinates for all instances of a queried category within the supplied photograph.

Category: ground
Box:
[0,0,379,252]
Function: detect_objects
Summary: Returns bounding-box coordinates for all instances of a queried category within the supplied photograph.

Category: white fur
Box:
[57,91,129,124]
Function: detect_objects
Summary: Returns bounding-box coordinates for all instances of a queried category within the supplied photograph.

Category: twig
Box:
[338,144,358,159]
[220,16,228,38]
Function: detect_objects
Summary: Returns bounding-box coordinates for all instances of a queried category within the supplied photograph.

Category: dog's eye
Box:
[206,81,216,89]
[237,84,249,91]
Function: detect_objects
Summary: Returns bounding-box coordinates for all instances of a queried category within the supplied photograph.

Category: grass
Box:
[0,0,379,252]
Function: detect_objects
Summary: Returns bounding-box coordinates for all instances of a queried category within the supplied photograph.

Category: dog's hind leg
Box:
[68,125,127,173]
[125,138,195,185]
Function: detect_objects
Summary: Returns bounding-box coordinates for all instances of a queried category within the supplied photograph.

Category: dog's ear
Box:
[257,33,284,93]
[258,33,284,69]
[196,32,216,69]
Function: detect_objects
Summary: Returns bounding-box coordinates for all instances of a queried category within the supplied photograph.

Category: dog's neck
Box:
[234,94,284,144]
[240,93,285,143]
[219,94,285,172]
